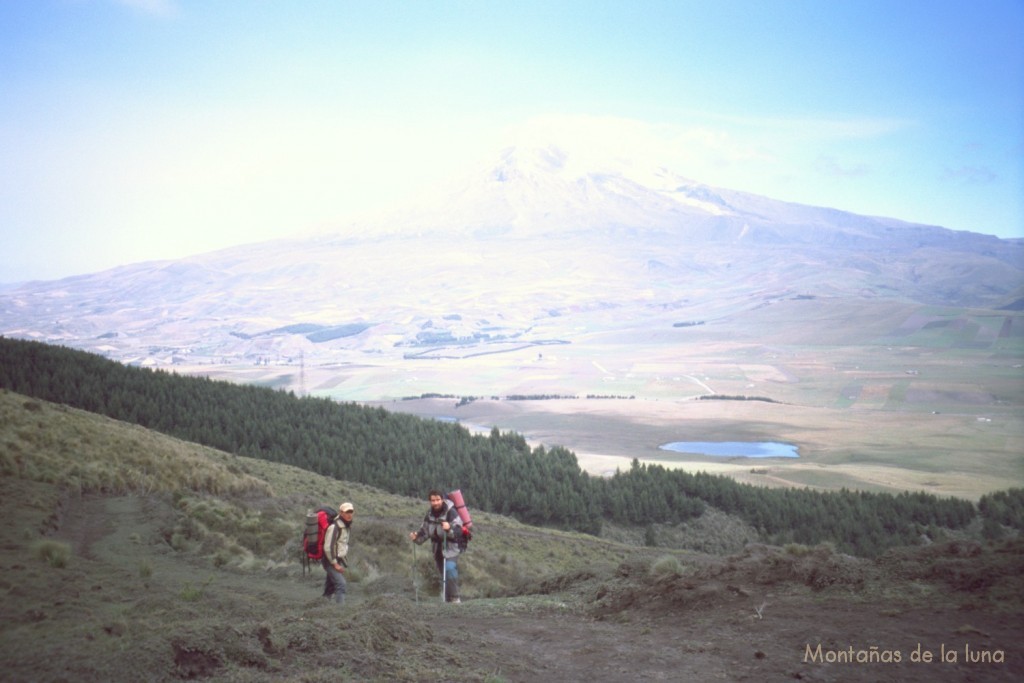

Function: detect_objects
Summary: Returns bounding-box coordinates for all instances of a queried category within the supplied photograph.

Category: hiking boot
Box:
[451,598,461,604]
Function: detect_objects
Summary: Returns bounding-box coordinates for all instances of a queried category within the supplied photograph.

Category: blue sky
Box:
[2,0,1022,282]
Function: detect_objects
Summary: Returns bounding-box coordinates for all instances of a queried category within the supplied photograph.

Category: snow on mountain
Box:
[353,143,731,237]
[1,140,1021,379]
[354,140,1014,257]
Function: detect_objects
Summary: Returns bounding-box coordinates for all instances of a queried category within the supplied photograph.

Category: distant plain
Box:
[184,296,1024,501]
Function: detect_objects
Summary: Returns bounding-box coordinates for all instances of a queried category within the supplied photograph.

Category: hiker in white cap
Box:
[323,502,354,605]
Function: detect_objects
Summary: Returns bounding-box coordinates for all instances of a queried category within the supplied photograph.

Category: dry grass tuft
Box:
[31,539,71,568]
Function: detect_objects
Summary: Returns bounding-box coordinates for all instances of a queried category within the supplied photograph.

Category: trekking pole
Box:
[441,537,447,604]
[412,541,419,603]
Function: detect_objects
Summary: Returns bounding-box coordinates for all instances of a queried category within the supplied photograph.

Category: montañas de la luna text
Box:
[804,643,1005,665]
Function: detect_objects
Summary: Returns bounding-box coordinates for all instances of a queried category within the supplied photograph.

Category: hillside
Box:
[2,389,1022,682]
[3,336,1006,559]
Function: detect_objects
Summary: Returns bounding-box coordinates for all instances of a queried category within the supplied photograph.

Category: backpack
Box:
[301,506,337,574]
[447,489,473,550]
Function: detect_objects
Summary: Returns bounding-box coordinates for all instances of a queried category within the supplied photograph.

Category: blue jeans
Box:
[321,558,347,604]
[433,547,459,601]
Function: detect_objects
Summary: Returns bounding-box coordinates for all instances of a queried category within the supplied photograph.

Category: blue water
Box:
[659,441,799,458]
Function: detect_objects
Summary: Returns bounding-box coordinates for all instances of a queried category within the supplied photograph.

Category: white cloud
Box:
[487,112,907,177]
[941,165,998,185]
[486,114,773,179]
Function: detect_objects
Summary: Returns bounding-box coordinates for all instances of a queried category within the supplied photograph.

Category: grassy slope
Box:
[0,388,675,681]
[3,388,1021,682]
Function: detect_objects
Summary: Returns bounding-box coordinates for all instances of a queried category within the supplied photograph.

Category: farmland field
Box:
[183,299,1024,500]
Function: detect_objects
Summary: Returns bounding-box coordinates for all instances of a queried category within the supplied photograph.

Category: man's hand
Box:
[441,521,450,531]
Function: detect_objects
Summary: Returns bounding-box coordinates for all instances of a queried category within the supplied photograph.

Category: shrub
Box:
[180,576,214,601]
[650,555,683,577]
[32,539,72,568]
[170,533,191,552]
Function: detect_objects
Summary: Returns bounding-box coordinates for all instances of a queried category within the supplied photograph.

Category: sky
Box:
[1,0,1022,283]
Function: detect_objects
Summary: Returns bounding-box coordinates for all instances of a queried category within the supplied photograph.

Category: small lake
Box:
[659,441,799,458]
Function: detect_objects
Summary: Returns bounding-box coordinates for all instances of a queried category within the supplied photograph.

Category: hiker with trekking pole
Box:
[409,489,466,603]
[322,502,355,605]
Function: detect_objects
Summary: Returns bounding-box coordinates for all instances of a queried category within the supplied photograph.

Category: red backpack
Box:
[301,506,337,574]
[448,489,473,549]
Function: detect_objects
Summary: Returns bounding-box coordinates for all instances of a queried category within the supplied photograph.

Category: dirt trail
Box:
[434,592,1022,682]
[41,495,1024,682]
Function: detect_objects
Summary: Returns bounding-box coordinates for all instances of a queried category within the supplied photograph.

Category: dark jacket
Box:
[413,499,463,559]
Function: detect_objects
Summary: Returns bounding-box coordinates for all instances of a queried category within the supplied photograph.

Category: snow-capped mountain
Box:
[1,142,1021,388]
[362,142,1018,254]
[364,144,721,236]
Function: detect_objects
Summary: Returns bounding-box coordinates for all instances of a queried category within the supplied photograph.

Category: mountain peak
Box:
[355,141,729,238]
[491,144,570,181]
[325,125,1015,268]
